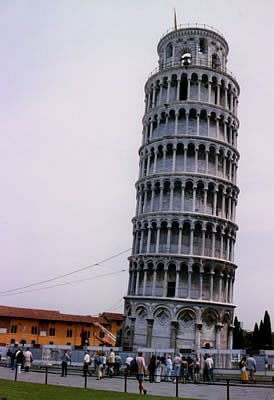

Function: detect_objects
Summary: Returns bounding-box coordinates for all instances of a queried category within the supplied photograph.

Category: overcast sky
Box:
[0,0,273,330]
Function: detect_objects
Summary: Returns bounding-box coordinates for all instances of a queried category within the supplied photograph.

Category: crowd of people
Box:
[82,348,122,379]
[6,347,33,373]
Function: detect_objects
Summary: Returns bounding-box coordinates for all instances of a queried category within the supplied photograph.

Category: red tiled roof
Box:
[99,312,124,322]
[0,305,101,324]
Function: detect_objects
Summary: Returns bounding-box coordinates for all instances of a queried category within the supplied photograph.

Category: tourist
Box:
[114,352,122,375]
[160,353,167,381]
[10,349,16,370]
[136,351,147,395]
[155,356,161,383]
[83,350,91,377]
[173,353,181,382]
[166,355,172,381]
[23,348,33,372]
[193,354,200,383]
[181,357,188,384]
[108,349,115,377]
[186,355,194,381]
[125,354,133,375]
[61,350,70,377]
[202,355,208,381]
[15,348,24,373]
[205,354,214,382]
[6,348,12,367]
[239,356,248,383]
[102,352,107,377]
[246,354,256,383]
[148,355,157,382]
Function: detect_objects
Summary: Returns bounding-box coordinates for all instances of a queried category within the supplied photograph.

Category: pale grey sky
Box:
[0,0,273,330]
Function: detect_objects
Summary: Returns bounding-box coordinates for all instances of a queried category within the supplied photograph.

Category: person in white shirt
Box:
[108,349,115,377]
[166,355,172,381]
[246,354,256,383]
[126,354,133,375]
[205,355,214,381]
[83,351,91,377]
[23,348,32,372]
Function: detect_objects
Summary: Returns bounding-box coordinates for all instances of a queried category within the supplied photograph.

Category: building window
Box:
[167,281,176,297]
[66,329,72,338]
[10,338,15,344]
[49,327,55,336]
[117,321,121,327]
[67,322,72,326]
[31,340,36,345]
[84,330,90,338]
[11,325,17,333]
[67,342,71,346]
[31,326,38,335]
[85,324,91,327]
[99,331,104,338]
[49,341,54,345]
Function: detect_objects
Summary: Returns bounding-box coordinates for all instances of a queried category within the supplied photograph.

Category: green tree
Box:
[252,322,259,350]
[258,320,265,349]
[233,316,244,348]
[263,310,272,348]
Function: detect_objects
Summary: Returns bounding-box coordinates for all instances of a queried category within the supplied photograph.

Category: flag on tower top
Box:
[174,9,177,31]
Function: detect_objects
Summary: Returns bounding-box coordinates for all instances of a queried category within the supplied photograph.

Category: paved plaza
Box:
[0,367,273,400]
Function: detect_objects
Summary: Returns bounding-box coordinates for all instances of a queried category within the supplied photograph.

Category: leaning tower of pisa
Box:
[123,24,240,352]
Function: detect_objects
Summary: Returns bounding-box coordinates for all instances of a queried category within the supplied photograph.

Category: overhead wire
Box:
[0,269,128,297]
[0,248,131,295]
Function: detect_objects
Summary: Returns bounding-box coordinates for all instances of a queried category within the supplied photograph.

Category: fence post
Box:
[14,364,18,381]
[124,372,128,393]
[84,374,87,389]
[176,375,178,398]
[45,367,48,384]
[226,379,230,400]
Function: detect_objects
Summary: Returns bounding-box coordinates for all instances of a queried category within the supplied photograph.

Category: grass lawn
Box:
[0,379,197,400]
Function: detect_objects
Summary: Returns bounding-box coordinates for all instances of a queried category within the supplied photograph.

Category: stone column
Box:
[175,265,180,297]
[153,151,158,175]
[152,266,157,296]
[218,273,223,302]
[172,146,176,172]
[150,186,155,213]
[167,79,171,103]
[143,189,148,213]
[213,189,217,216]
[170,321,178,349]
[215,152,219,176]
[163,146,167,171]
[203,188,208,214]
[139,229,144,253]
[175,112,179,136]
[201,228,206,256]
[199,265,204,299]
[198,79,201,101]
[195,323,203,350]
[163,266,168,297]
[135,267,140,295]
[207,115,210,136]
[183,147,187,171]
[146,319,154,348]
[129,317,136,348]
[190,227,194,255]
[217,83,220,105]
[225,275,229,302]
[208,81,212,103]
[152,87,156,108]
[176,79,181,101]
[179,182,184,210]
[192,185,197,212]
[146,155,151,176]
[146,226,151,253]
[227,326,234,367]
[167,223,171,252]
[177,224,183,254]
[156,223,160,253]
[159,82,163,105]
[209,271,214,301]
[211,229,216,257]
[169,182,174,211]
[205,150,209,174]
[197,113,200,136]
[194,147,198,172]
[187,78,191,100]
[187,266,192,298]
[186,113,189,133]
[142,266,148,296]
[159,183,164,211]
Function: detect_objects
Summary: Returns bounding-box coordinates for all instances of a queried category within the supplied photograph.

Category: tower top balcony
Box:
[155,24,231,80]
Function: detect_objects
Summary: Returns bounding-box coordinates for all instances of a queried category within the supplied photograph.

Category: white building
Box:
[123,24,240,352]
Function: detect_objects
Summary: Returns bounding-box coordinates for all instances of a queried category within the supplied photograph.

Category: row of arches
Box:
[143,107,238,147]
[139,142,238,184]
[128,259,235,303]
[135,179,238,222]
[145,72,238,116]
[132,219,236,262]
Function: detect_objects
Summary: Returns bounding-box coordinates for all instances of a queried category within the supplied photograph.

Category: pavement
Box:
[0,367,273,400]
